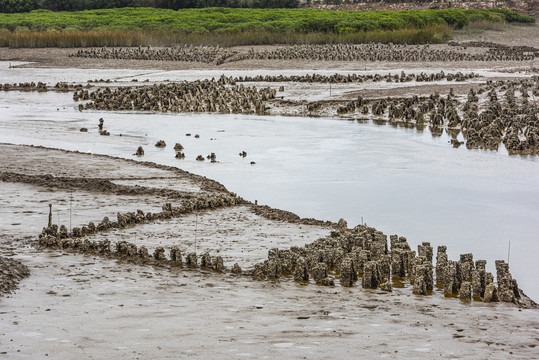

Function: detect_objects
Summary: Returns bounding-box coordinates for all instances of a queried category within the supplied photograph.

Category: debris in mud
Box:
[134,146,144,156]
[97,118,110,136]
[155,140,166,148]
[231,263,242,275]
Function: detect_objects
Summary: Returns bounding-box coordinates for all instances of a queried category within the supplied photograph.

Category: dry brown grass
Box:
[0,26,452,48]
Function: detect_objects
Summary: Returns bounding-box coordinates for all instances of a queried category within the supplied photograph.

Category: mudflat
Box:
[1,22,539,359]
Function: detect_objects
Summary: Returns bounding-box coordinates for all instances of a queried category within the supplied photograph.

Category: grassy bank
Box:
[0,26,451,47]
[0,7,532,47]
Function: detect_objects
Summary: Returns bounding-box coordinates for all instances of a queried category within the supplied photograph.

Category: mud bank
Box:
[1,143,538,359]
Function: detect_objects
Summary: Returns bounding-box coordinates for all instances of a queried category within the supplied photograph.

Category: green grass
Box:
[0,7,533,33]
[0,7,532,47]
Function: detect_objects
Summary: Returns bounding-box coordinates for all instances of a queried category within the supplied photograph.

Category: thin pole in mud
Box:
[195,211,198,254]
[69,191,73,232]
[508,240,511,265]
[329,83,332,97]
[361,216,363,225]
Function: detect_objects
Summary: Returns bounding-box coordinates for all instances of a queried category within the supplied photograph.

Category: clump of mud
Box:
[0,256,30,296]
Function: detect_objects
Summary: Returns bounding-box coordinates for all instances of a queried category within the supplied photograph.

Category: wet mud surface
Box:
[2,249,537,359]
[1,144,538,359]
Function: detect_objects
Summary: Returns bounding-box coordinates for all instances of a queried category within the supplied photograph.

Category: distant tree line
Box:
[0,0,300,13]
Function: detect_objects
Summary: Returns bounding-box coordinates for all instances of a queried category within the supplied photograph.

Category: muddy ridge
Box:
[250,204,335,227]
[0,143,230,194]
[0,171,211,200]
[0,256,30,297]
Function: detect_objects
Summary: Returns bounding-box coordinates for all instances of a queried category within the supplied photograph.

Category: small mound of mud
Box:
[251,204,334,227]
[0,256,30,296]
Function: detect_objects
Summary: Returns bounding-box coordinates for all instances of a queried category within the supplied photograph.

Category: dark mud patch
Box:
[0,256,30,296]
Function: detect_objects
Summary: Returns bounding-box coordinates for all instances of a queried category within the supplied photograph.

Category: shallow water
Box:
[1,64,538,301]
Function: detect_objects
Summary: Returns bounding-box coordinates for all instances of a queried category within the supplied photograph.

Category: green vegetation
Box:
[0,7,533,47]
[0,0,299,13]
[0,7,533,32]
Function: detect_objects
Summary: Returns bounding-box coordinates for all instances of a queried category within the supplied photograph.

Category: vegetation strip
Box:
[0,8,532,32]
[0,8,533,47]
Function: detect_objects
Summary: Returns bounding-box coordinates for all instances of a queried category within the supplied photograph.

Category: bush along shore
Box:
[0,7,534,47]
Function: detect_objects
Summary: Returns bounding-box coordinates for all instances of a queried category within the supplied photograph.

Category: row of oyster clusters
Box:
[69,43,538,64]
[38,195,245,274]
[252,220,521,304]
[73,80,276,115]
[337,77,539,155]
[218,71,478,84]
[238,43,537,62]
[38,196,522,304]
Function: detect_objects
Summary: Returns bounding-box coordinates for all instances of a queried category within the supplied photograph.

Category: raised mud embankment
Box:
[0,256,30,296]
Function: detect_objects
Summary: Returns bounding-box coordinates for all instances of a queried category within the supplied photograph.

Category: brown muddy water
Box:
[0,63,538,303]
